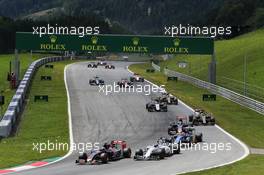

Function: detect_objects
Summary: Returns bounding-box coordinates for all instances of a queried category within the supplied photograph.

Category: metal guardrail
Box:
[0,56,69,137]
[164,68,264,115]
[150,62,264,115]
[151,62,160,72]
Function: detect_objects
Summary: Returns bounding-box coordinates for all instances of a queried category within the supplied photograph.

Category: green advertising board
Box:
[16,32,214,55]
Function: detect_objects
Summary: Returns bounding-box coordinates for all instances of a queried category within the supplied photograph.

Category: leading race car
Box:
[189,109,215,126]
[134,145,166,161]
[105,64,115,69]
[117,78,133,88]
[146,99,168,112]
[76,149,108,165]
[130,73,144,82]
[76,140,131,165]
[87,62,98,68]
[89,76,105,86]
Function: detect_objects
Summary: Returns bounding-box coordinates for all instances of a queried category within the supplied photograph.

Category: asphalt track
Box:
[17,61,246,175]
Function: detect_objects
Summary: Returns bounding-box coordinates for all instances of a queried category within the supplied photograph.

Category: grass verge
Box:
[129,63,264,148]
[0,54,52,116]
[183,155,264,175]
[0,60,73,169]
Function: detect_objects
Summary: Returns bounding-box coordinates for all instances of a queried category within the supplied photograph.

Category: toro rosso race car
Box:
[87,62,98,68]
[146,99,168,112]
[105,64,115,69]
[89,76,105,86]
[134,145,166,160]
[76,140,131,165]
[117,78,133,88]
[130,73,144,82]
[189,109,215,126]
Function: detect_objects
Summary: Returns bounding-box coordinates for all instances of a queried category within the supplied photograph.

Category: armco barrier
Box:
[151,62,160,72]
[163,68,264,115]
[0,56,69,137]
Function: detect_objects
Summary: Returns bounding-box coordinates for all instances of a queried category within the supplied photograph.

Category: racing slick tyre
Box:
[173,144,181,154]
[159,148,166,159]
[123,148,132,158]
[135,149,143,156]
[195,133,203,143]
[100,153,108,164]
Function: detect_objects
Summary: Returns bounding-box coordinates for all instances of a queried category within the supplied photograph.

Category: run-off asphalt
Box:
[16,62,246,175]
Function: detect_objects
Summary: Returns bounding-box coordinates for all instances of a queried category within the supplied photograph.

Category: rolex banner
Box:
[16,32,214,55]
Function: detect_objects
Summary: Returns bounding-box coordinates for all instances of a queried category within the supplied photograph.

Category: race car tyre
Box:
[195,133,203,143]
[173,144,181,154]
[159,148,166,159]
[100,153,108,164]
[123,148,132,158]
[135,149,143,156]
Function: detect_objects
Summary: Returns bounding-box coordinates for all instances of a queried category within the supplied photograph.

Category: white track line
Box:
[127,66,250,174]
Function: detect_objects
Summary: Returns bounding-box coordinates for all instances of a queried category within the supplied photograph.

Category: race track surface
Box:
[16,61,246,175]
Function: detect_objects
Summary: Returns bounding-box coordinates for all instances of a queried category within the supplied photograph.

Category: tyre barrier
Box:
[0,56,69,137]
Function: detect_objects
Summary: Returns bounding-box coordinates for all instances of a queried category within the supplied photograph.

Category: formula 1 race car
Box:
[76,140,131,165]
[117,78,133,88]
[76,149,108,165]
[97,61,107,66]
[189,109,215,126]
[130,73,144,82]
[103,140,132,160]
[146,99,168,112]
[89,76,105,86]
[105,64,115,69]
[87,62,98,68]
[158,92,178,105]
[156,137,181,155]
[173,125,203,145]
[168,117,191,135]
[134,145,166,161]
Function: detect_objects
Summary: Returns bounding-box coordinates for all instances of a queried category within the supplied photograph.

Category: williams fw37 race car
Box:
[130,73,144,82]
[117,78,133,88]
[87,62,98,68]
[89,76,105,86]
[189,109,215,126]
[76,140,132,165]
[134,145,166,161]
[105,64,115,69]
[146,99,168,112]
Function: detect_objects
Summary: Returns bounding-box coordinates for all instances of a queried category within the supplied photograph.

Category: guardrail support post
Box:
[209,52,216,84]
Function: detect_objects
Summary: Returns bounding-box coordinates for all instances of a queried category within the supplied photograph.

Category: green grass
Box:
[183,155,264,175]
[0,54,52,116]
[129,63,264,148]
[0,60,73,169]
[161,29,264,101]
